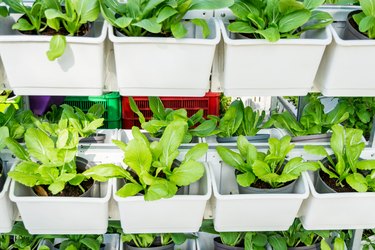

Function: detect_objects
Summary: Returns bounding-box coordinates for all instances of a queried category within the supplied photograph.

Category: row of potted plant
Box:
[0,219,358,250]
[1,122,375,234]
[0,1,373,96]
[2,97,375,236]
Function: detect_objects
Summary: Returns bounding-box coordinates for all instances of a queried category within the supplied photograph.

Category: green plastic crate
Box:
[63,92,122,129]
[104,119,122,129]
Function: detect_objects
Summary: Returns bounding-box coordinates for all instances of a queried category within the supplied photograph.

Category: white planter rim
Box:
[0,174,11,199]
[0,15,108,44]
[329,24,375,46]
[210,164,309,199]
[108,18,220,45]
[113,164,212,202]
[9,161,112,203]
[304,171,375,198]
[220,19,332,46]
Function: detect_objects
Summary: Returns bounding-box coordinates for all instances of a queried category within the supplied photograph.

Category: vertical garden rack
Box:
[0,4,375,250]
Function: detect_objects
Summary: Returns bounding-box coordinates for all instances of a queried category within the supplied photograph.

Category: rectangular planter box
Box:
[209,162,309,231]
[0,174,15,233]
[113,163,211,233]
[109,19,220,97]
[314,22,375,96]
[0,15,108,96]
[9,161,112,234]
[299,171,375,230]
[220,19,331,96]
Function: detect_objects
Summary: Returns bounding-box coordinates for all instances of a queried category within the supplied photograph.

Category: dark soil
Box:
[250,179,293,189]
[319,170,356,193]
[33,178,94,197]
[19,16,90,36]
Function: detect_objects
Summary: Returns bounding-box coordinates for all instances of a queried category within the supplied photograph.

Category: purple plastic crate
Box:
[29,96,65,116]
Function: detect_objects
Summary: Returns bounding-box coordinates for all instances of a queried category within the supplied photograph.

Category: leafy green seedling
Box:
[352,0,375,38]
[228,0,333,42]
[217,135,319,188]
[129,96,218,143]
[84,120,208,201]
[305,124,375,192]
[100,0,233,38]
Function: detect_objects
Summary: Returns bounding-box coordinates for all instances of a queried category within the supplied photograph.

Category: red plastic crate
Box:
[122,92,220,129]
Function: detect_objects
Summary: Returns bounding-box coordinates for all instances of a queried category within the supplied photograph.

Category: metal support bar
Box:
[350,229,363,250]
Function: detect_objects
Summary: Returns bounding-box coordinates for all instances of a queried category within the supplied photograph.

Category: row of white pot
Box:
[2,155,375,235]
[0,6,373,97]
[1,128,375,234]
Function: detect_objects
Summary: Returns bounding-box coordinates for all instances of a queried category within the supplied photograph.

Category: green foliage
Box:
[0,105,34,141]
[228,0,333,42]
[352,0,375,38]
[1,222,55,250]
[99,0,233,38]
[129,96,218,143]
[84,121,208,201]
[279,218,330,247]
[200,220,280,250]
[219,93,232,116]
[304,124,375,192]
[361,229,375,250]
[60,104,104,138]
[5,127,88,195]
[216,99,266,138]
[217,135,319,188]
[35,104,105,139]
[268,96,349,137]
[53,234,103,250]
[2,0,100,60]
[338,97,375,140]
[122,233,194,248]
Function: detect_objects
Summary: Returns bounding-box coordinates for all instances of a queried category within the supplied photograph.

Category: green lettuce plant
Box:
[3,0,100,60]
[122,233,194,248]
[129,96,217,143]
[215,99,266,138]
[0,105,35,141]
[217,135,319,188]
[40,234,104,250]
[279,218,331,248]
[33,104,104,139]
[5,127,91,196]
[84,120,208,201]
[99,0,233,38]
[305,124,375,192]
[228,0,333,42]
[351,0,375,38]
[268,97,349,137]
[200,220,282,250]
[338,97,375,139]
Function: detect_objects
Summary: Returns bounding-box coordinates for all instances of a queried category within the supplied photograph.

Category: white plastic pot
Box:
[299,171,375,230]
[113,163,211,233]
[220,20,331,96]
[314,22,375,96]
[109,19,220,97]
[0,15,108,96]
[0,175,15,233]
[209,162,309,231]
[9,161,112,234]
